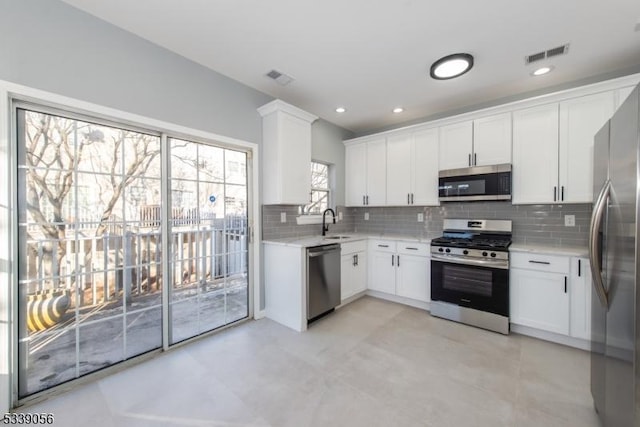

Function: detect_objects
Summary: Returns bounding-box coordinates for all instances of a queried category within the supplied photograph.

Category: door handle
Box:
[578,259,581,277]
[589,179,611,307]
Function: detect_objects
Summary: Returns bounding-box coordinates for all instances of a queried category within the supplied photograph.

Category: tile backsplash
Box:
[262,202,591,247]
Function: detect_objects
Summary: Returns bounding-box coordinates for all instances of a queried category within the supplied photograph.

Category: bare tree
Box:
[23,111,161,286]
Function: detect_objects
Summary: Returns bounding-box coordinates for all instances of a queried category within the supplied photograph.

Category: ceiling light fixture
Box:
[392,107,404,114]
[335,107,346,113]
[430,53,474,80]
[532,66,553,76]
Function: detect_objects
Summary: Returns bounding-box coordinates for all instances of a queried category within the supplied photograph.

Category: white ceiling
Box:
[60,0,640,134]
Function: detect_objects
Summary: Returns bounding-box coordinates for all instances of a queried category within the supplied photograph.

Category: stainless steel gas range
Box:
[430,219,512,334]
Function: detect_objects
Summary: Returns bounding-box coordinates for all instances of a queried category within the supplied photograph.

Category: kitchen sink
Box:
[324,235,351,240]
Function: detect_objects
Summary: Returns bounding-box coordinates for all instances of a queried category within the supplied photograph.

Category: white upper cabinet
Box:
[439,113,511,170]
[559,92,615,203]
[412,129,440,205]
[439,121,473,170]
[345,142,367,206]
[258,100,317,205]
[513,92,615,204]
[472,113,512,166]
[386,128,439,206]
[512,103,560,204]
[615,86,636,109]
[345,138,386,206]
[366,138,387,206]
[386,134,412,205]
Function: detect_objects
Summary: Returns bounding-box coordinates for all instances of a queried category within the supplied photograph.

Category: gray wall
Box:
[311,120,353,206]
[263,203,591,248]
[0,0,273,144]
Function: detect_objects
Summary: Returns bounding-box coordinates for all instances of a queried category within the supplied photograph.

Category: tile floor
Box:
[18,296,600,426]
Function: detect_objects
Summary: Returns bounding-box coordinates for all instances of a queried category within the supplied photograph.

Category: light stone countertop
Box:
[509,243,589,258]
[262,233,433,248]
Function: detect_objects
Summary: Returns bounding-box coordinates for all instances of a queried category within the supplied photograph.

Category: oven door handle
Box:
[431,254,509,270]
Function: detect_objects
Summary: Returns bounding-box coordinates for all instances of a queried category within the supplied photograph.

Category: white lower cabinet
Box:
[396,245,430,302]
[510,268,569,335]
[368,240,430,302]
[340,241,368,301]
[368,241,397,294]
[510,252,591,341]
[570,257,592,340]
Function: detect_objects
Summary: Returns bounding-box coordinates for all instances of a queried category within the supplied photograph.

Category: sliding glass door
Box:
[168,138,248,344]
[15,106,250,398]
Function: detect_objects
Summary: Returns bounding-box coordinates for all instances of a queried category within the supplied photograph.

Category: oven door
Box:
[430,259,509,316]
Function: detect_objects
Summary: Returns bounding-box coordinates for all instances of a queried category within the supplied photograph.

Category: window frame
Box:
[296,161,333,224]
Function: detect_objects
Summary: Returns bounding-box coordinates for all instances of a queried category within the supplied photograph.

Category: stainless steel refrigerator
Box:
[589,84,639,427]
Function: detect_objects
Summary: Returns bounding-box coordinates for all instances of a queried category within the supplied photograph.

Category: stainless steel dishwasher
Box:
[307,244,341,322]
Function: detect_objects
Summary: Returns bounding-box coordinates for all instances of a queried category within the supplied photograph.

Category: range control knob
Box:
[438,248,444,252]
[463,250,469,255]
[445,248,451,253]
[490,252,497,258]
[482,251,488,257]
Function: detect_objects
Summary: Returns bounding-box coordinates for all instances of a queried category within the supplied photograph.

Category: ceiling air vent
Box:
[265,69,294,86]
[524,43,570,64]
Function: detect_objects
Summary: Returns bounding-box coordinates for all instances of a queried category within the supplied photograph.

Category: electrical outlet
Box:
[280,212,286,223]
[364,212,369,221]
[338,211,343,221]
[417,213,424,222]
[564,214,575,227]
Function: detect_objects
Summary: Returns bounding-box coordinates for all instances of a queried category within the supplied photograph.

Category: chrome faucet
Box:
[322,208,336,236]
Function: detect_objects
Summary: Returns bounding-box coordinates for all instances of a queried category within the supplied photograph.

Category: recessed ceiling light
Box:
[430,53,474,80]
[532,66,553,76]
[335,107,346,113]
[392,107,404,114]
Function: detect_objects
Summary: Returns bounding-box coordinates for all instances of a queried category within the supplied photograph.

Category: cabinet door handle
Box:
[528,260,551,265]
[474,153,477,166]
[397,255,400,267]
[362,195,365,205]
[561,186,565,201]
[366,195,369,205]
[352,254,356,266]
[411,193,414,204]
[468,153,472,166]
[392,254,395,266]
[564,276,567,293]
[554,186,557,202]
[407,193,410,205]
[578,259,581,277]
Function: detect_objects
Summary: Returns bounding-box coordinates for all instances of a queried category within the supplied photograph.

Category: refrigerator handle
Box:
[589,179,611,308]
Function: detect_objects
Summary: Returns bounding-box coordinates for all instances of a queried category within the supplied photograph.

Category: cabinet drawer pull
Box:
[405,247,419,250]
[578,259,581,277]
[528,260,551,265]
[378,244,389,248]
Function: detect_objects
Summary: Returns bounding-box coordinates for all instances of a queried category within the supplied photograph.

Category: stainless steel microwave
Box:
[438,164,512,202]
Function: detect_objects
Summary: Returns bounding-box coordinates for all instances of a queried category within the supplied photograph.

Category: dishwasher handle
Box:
[307,244,340,257]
